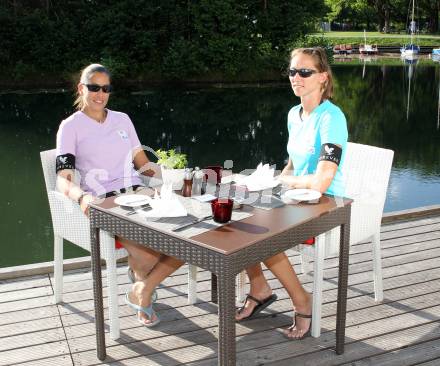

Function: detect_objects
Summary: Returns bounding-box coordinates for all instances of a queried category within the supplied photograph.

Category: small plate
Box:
[282,189,322,202]
[114,194,150,208]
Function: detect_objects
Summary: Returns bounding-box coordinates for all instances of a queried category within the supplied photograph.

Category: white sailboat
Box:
[401,0,420,57]
[359,29,378,55]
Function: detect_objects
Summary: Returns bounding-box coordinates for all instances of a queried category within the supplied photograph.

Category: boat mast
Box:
[410,0,415,45]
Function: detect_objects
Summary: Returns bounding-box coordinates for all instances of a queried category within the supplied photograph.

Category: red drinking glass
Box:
[211,198,234,223]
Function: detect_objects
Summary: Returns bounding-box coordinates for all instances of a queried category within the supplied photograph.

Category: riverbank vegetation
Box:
[2,1,440,87]
[0,1,327,86]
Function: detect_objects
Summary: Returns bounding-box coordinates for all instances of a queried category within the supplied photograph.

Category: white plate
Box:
[282,189,322,202]
[114,194,150,208]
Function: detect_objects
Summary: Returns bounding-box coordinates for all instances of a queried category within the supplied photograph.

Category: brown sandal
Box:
[284,312,312,340]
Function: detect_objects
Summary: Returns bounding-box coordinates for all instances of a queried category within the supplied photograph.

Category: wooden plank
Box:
[0,305,59,326]
[0,327,66,352]
[10,355,74,366]
[0,316,62,338]
[0,341,70,366]
[0,296,54,314]
[381,215,440,232]
[0,285,53,303]
[341,338,440,365]
[59,268,212,296]
[53,262,195,285]
[379,222,440,241]
[0,275,51,293]
[413,359,440,366]
[382,205,440,224]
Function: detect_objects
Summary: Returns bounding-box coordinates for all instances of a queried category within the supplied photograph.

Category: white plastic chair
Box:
[299,142,394,337]
[40,149,127,340]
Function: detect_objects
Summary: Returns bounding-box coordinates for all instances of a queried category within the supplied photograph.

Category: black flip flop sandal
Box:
[236,293,277,322]
[284,312,312,340]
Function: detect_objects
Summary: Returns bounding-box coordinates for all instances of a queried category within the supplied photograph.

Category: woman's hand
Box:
[79,194,95,216]
[141,161,162,178]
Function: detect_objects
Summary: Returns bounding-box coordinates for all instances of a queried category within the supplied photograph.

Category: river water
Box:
[1,61,439,267]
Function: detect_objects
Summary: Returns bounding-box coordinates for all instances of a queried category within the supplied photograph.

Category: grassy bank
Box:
[333,55,439,67]
[311,31,440,47]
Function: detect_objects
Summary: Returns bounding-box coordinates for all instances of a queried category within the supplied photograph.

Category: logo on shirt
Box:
[117,130,129,140]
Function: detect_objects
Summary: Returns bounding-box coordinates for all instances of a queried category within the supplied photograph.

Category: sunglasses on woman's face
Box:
[288,68,318,78]
[84,84,113,93]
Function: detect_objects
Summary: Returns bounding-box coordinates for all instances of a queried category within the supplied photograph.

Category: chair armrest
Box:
[47,190,91,250]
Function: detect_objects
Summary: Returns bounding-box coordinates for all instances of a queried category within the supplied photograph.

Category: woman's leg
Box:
[117,237,160,280]
[263,252,312,339]
[117,237,184,325]
[235,264,273,321]
[129,255,184,324]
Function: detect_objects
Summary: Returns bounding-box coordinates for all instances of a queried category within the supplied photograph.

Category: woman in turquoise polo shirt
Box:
[235,47,348,340]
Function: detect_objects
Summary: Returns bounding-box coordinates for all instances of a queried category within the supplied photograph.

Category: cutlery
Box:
[126,206,151,216]
[172,215,213,232]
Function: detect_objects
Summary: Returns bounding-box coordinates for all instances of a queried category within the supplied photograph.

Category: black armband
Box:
[318,143,342,166]
[56,153,76,173]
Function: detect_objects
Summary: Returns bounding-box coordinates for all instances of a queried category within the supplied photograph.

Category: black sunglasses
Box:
[84,84,113,93]
[288,68,318,78]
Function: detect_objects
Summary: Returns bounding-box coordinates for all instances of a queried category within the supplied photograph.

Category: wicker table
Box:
[89,194,352,365]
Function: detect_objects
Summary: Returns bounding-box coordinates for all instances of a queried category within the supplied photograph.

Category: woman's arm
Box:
[56,169,94,215]
[132,147,161,177]
[278,160,338,193]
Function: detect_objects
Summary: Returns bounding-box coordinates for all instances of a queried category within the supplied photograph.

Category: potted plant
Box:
[156,149,188,190]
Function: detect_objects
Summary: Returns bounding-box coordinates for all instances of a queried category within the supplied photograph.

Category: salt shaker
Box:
[192,167,203,196]
[181,168,193,197]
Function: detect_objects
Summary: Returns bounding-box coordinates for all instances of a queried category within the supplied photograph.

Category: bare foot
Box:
[129,282,158,325]
[284,293,312,339]
[235,288,273,321]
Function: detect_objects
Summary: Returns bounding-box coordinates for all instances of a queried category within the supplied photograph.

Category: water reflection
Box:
[0,62,439,266]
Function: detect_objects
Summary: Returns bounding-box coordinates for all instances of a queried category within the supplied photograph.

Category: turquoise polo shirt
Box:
[286,100,348,197]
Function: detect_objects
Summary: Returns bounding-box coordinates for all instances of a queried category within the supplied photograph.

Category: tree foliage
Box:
[325,0,440,33]
[0,0,327,81]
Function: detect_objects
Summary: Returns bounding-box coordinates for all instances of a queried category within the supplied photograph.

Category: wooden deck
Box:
[1,215,439,365]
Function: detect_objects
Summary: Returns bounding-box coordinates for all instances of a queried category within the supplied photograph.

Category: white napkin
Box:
[236,163,280,191]
[137,183,187,218]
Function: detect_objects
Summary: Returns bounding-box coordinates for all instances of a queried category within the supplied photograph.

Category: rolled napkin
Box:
[235,163,280,191]
[137,183,187,218]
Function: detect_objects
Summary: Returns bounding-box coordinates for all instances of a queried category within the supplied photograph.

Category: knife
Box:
[172,215,213,232]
